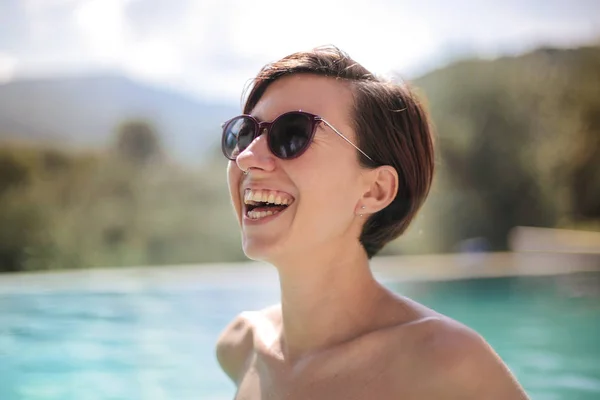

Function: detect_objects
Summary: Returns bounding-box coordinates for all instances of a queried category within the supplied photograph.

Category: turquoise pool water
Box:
[1,270,599,399]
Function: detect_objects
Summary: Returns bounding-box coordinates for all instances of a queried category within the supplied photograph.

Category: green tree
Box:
[410,45,600,252]
[0,151,30,195]
[113,120,163,166]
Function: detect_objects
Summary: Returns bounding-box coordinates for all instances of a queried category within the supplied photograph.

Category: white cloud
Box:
[60,0,441,101]
[164,0,439,102]
[7,0,600,102]
[125,37,185,80]
[225,0,436,74]
[0,53,18,83]
[24,0,81,7]
[73,0,129,64]
[71,0,206,80]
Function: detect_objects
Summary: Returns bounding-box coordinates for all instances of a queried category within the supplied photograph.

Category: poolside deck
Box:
[0,251,598,295]
[372,226,600,282]
[1,227,598,293]
[371,251,600,283]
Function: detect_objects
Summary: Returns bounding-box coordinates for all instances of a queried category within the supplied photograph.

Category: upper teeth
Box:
[244,189,292,205]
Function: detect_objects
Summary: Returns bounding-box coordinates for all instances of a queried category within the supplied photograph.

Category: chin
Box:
[242,235,292,264]
[242,238,276,262]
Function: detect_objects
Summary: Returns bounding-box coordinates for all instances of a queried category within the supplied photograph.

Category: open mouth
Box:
[243,189,294,220]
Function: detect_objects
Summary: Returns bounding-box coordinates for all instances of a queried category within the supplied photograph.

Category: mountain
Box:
[0,74,239,162]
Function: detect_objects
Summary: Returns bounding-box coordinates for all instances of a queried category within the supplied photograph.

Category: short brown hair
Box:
[243,46,435,258]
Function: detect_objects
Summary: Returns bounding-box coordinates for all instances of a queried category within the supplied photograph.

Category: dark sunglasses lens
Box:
[223,117,256,159]
[269,113,313,159]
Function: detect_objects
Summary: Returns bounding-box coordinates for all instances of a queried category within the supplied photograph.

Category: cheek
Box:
[296,160,360,223]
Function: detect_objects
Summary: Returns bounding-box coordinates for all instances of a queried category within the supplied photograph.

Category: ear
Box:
[357,166,398,215]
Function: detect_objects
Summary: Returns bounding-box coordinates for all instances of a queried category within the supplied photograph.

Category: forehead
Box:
[251,74,353,122]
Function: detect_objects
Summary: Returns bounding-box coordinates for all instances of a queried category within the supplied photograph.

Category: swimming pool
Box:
[1,268,599,399]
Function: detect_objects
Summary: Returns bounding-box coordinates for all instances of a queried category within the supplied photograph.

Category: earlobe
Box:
[358,205,366,217]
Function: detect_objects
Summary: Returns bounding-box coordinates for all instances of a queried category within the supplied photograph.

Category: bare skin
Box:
[216,74,529,399]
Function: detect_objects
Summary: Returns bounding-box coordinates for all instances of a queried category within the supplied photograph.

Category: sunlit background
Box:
[1,0,599,399]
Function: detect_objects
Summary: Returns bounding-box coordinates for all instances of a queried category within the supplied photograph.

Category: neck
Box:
[274,240,388,362]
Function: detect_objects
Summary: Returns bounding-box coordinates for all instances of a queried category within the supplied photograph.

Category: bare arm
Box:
[215,312,254,384]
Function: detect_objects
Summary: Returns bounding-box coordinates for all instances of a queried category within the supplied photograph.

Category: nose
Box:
[235,129,276,173]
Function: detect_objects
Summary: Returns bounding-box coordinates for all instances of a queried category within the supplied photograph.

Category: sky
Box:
[0,0,599,103]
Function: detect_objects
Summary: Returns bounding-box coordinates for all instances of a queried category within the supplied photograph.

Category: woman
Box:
[216,46,529,399]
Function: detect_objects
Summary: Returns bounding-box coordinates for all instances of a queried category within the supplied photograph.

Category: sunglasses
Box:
[221,110,373,161]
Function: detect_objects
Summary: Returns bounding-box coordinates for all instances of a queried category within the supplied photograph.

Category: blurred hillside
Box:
[0,75,237,163]
[0,45,599,272]
[392,45,600,255]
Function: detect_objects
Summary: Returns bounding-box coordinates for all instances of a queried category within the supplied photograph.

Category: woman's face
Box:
[227,74,368,263]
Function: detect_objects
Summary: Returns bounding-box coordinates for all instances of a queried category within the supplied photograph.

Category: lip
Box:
[240,185,295,225]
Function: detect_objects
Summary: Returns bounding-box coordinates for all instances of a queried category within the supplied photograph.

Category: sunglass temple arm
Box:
[319,119,374,162]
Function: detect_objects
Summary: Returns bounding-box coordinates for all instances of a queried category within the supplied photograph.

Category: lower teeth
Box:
[247,209,277,219]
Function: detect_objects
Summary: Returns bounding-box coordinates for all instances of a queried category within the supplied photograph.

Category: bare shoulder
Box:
[215,311,255,383]
[399,316,530,399]
[215,304,281,384]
